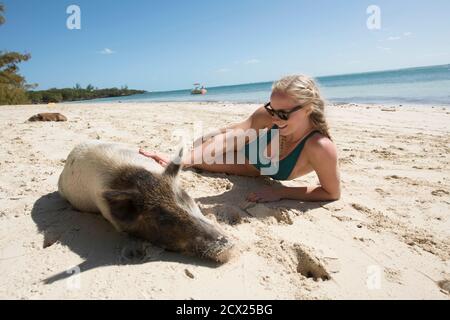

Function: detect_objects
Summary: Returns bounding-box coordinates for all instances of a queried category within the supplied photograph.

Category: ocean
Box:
[88,64,450,106]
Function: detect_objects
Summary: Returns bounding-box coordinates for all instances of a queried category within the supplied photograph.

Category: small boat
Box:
[191,83,207,95]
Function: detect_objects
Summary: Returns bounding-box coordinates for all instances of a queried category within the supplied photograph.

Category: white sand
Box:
[0,101,449,299]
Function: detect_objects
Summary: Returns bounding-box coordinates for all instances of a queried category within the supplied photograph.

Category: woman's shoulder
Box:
[305,132,337,162]
[250,105,273,130]
[246,107,272,130]
[231,105,271,132]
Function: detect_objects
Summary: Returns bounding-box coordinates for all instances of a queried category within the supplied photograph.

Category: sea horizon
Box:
[80,63,450,106]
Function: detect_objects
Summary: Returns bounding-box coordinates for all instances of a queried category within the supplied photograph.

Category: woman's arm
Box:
[140,106,271,169]
[181,121,246,167]
[247,185,339,203]
[275,185,340,202]
[182,107,271,167]
[282,136,340,201]
[247,135,341,202]
[140,123,245,168]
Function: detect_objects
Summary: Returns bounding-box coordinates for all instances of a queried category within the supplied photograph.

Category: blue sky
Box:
[1,0,450,91]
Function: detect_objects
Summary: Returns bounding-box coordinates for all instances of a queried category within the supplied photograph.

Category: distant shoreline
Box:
[73,95,450,108]
[17,63,449,107]
[49,100,450,110]
[27,87,147,104]
[71,64,450,107]
[137,63,450,94]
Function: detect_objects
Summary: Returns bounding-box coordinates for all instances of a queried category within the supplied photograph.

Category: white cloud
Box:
[244,59,261,65]
[385,32,412,42]
[99,48,115,55]
[377,46,392,52]
[217,58,260,73]
[422,52,449,58]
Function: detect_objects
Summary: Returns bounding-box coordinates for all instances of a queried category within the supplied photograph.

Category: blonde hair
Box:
[272,75,331,140]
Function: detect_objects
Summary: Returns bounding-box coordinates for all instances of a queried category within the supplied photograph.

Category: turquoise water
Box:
[88,64,450,106]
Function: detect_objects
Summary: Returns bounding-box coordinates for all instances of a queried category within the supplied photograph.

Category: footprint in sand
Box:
[384,268,403,285]
[293,244,333,282]
[243,203,294,225]
[431,189,449,197]
[200,204,245,225]
[339,157,354,165]
[372,149,397,159]
[375,188,391,196]
[351,203,372,214]
[385,175,401,180]
[258,239,336,283]
[438,280,450,294]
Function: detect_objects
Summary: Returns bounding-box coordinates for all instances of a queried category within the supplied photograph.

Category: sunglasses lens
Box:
[265,105,275,117]
[279,113,289,121]
[265,103,292,120]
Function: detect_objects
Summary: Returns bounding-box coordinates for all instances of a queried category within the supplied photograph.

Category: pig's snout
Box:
[198,234,235,264]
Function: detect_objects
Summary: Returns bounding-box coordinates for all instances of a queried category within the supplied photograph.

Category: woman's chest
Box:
[264,136,314,179]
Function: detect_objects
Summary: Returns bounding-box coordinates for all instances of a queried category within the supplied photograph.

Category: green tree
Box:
[0,52,31,86]
[0,3,32,105]
[0,3,5,25]
[28,86,146,103]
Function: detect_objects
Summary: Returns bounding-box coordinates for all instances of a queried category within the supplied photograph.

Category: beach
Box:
[0,101,449,299]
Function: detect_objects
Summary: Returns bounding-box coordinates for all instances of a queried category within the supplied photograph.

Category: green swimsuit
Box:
[243,125,320,181]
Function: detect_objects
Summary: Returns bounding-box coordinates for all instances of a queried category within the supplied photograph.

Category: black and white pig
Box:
[58,141,234,263]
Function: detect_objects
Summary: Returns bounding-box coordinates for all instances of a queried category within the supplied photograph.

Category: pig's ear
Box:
[103,190,143,222]
[163,147,184,178]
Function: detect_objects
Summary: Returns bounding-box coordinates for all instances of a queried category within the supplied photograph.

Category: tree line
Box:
[27,86,146,104]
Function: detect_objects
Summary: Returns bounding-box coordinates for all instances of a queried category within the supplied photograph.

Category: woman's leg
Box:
[190,151,260,177]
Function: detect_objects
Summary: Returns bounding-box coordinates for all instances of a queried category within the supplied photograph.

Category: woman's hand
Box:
[139,149,171,167]
[246,187,282,203]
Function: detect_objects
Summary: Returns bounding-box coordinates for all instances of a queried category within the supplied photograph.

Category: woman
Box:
[140,75,340,203]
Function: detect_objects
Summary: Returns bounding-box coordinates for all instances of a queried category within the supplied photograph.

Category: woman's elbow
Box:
[329,192,341,201]
[326,188,341,201]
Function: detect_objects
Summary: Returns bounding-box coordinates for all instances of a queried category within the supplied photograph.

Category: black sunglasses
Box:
[264,102,304,121]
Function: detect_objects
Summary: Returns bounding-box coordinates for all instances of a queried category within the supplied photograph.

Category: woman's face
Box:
[269,93,310,137]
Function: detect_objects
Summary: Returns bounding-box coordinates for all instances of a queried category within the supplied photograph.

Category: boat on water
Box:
[191,83,207,95]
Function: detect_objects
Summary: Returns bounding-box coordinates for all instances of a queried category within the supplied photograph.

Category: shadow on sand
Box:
[32,170,328,284]
[31,192,220,285]
[190,169,328,214]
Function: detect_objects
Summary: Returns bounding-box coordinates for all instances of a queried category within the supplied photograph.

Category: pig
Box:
[58,141,234,263]
[28,113,67,122]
